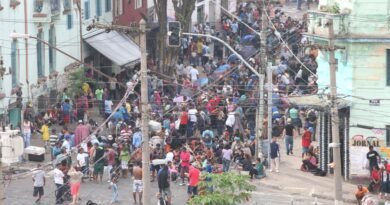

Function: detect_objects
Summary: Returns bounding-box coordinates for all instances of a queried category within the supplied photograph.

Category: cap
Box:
[78,120,83,123]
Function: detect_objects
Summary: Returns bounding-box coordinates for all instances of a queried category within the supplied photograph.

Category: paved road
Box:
[4,170,334,205]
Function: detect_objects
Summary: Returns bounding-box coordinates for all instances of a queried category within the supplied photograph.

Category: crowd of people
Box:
[23,2,331,205]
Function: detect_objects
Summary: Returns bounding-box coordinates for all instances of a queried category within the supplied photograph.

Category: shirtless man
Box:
[132,161,143,204]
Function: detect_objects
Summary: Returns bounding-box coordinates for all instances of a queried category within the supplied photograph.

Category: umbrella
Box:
[241,34,255,45]
[194,77,208,87]
[239,45,258,59]
[173,95,192,103]
[227,54,240,64]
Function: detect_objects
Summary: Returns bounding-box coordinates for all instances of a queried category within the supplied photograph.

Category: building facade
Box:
[0,0,82,126]
[306,0,390,178]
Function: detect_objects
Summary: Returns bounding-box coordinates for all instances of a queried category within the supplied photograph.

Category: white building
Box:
[0,0,82,126]
[191,0,238,30]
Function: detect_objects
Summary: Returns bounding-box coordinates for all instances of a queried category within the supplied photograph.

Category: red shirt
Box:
[302,130,311,148]
[107,148,116,166]
[180,112,188,125]
[188,166,200,186]
[372,169,380,181]
[180,151,190,167]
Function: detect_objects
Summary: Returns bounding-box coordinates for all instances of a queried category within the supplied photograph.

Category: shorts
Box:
[187,186,198,195]
[160,187,172,198]
[180,165,189,178]
[133,179,143,192]
[152,164,161,172]
[70,182,81,196]
[121,160,128,169]
[33,186,44,197]
[94,163,104,175]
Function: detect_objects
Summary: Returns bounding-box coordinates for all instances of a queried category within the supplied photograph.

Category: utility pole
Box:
[255,0,268,159]
[267,63,272,166]
[140,19,151,205]
[327,18,343,205]
[76,0,84,64]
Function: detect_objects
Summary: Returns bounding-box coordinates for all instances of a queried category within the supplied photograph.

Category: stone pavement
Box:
[248,137,358,205]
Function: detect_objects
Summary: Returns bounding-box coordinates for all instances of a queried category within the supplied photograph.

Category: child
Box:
[49,129,58,160]
[39,121,50,150]
[168,161,178,182]
[110,167,120,205]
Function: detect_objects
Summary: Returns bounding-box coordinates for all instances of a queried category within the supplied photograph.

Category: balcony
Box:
[306,10,349,39]
[32,0,51,23]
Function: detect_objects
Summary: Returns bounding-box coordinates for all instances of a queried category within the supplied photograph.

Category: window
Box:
[84,0,90,20]
[37,31,44,77]
[67,14,73,29]
[50,0,61,15]
[96,0,102,16]
[387,49,390,86]
[115,0,123,16]
[49,26,56,73]
[135,0,142,9]
[105,0,111,12]
[11,40,18,87]
[63,0,72,12]
[34,0,44,12]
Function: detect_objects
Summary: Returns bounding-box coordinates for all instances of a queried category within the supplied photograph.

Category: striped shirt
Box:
[49,134,58,147]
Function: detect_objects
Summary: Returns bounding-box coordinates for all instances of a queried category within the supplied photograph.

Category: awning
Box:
[83,30,141,66]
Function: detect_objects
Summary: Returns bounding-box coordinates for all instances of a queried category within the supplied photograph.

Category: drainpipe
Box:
[24,0,30,100]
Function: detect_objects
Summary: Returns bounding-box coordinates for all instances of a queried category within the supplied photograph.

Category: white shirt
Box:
[32,169,45,187]
[188,109,198,122]
[189,68,199,82]
[225,112,235,127]
[77,153,88,167]
[165,152,174,162]
[62,140,71,153]
[54,168,64,185]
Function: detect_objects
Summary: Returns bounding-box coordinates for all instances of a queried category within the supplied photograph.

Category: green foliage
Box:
[68,68,87,97]
[320,4,340,14]
[189,172,256,205]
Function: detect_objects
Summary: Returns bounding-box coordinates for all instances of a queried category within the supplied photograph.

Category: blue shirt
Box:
[132,132,142,148]
[202,130,214,139]
[270,142,279,159]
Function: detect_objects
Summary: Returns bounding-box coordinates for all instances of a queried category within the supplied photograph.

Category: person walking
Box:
[283,118,296,155]
[68,166,83,205]
[158,164,172,205]
[132,161,143,204]
[53,163,65,204]
[22,119,32,148]
[270,137,280,173]
[32,164,45,204]
[110,168,120,205]
[186,164,200,200]
[222,144,232,172]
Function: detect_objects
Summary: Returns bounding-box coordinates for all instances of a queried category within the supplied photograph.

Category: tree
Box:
[153,0,168,74]
[152,0,196,76]
[172,0,196,32]
[189,172,256,205]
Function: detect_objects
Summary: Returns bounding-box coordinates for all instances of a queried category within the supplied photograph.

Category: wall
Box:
[114,0,147,26]
[0,0,81,115]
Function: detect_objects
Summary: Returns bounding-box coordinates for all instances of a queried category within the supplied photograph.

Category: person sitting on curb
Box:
[355,184,369,205]
[249,158,266,180]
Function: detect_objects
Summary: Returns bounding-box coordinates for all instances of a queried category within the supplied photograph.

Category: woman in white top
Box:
[22,119,32,148]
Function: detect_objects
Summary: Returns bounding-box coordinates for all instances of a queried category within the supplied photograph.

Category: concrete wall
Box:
[114,0,147,26]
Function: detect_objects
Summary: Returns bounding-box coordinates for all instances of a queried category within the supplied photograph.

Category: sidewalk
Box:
[252,138,358,204]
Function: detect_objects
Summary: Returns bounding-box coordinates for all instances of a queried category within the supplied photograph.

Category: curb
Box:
[258,181,357,204]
